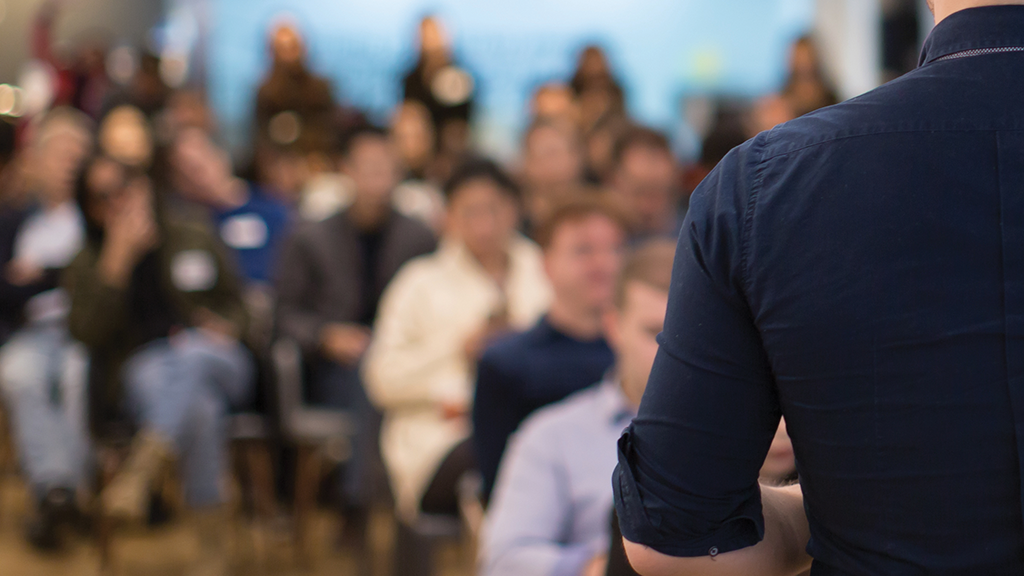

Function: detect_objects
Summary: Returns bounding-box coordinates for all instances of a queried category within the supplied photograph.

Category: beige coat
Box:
[363,236,551,519]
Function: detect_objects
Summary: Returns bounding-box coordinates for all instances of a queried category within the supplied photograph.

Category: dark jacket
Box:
[65,219,248,432]
[0,205,66,345]
[275,208,436,356]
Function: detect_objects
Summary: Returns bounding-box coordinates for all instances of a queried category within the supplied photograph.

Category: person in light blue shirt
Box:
[481,240,676,576]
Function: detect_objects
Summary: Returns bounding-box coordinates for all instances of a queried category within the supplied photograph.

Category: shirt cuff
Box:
[613,427,765,558]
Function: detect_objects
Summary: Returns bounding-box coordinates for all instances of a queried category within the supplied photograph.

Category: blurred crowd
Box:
[0,6,839,576]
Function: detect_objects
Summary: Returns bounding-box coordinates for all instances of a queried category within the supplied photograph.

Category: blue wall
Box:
[208,0,814,156]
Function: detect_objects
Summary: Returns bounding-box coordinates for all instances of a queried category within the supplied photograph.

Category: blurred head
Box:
[610,127,677,237]
[585,113,629,185]
[530,83,578,124]
[419,16,450,59]
[576,45,612,83]
[77,155,154,237]
[271,23,305,67]
[522,119,584,193]
[30,107,94,205]
[340,125,400,207]
[789,36,821,80]
[390,101,436,174]
[170,127,235,207]
[536,197,628,315]
[603,240,676,407]
[98,106,154,169]
[443,159,521,260]
[255,145,307,205]
[164,90,216,135]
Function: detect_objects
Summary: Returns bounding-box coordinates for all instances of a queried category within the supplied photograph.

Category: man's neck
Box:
[546,298,604,341]
[348,196,391,232]
[933,1,1024,24]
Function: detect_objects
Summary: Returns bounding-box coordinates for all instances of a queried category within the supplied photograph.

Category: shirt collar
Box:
[920,5,1024,66]
[596,373,637,426]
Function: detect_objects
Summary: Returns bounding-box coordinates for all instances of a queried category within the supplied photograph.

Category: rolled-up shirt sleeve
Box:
[613,132,782,557]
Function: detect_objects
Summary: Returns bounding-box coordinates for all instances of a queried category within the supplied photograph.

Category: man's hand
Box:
[581,554,608,576]
[5,260,44,287]
[320,323,372,366]
[98,186,158,288]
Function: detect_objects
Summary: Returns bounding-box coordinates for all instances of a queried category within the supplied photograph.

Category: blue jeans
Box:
[0,324,90,499]
[122,330,254,508]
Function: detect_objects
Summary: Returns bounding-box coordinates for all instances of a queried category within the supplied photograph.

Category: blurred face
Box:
[446,178,519,260]
[604,281,668,407]
[544,214,625,313]
[84,158,153,230]
[391,103,435,170]
[34,122,91,204]
[613,146,677,235]
[272,25,304,66]
[98,106,153,168]
[343,135,399,206]
[523,125,583,191]
[790,41,818,79]
[419,17,449,57]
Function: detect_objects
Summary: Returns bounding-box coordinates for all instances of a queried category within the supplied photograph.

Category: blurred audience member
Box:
[257,144,310,208]
[481,240,676,576]
[749,94,797,137]
[0,120,22,207]
[65,155,253,574]
[364,159,550,520]
[473,197,627,503]
[31,0,111,119]
[584,113,630,185]
[275,125,437,532]
[403,16,476,157]
[391,100,437,182]
[102,52,172,119]
[98,105,155,169]
[530,82,579,126]
[256,22,335,154]
[682,117,749,196]
[520,119,586,236]
[570,46,627,133]
[169,127,292,286]
[390,102,446,231]
[608,126,681,241]
[782,35,840,117]
[0,108,92,550]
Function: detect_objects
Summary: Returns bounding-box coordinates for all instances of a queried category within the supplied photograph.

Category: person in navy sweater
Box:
[473,196,628,502]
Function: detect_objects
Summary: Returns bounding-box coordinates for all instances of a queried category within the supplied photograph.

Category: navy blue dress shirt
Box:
[473,316,615,501]
[614,7,1024,575]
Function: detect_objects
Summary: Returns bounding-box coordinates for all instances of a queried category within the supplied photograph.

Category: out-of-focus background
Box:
[0,1,936,575]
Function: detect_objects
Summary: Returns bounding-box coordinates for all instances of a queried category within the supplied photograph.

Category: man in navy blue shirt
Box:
[473,197,627,502]
[616,2,1024,575]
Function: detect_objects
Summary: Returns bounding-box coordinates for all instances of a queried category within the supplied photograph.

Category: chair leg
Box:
[394,520,435,576]
[294,444,322,569]
[246,441,276,520]
[97,449,122,575]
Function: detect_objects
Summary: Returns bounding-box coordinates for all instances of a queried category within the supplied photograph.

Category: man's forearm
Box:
[623,484,811,576]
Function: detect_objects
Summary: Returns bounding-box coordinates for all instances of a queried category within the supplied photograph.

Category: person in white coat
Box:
[364,159,551,520]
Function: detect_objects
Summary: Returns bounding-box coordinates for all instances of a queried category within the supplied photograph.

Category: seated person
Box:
[480,240,676,576]
[169,126,292,287]
[482,240,796,576]
[364,159,551,520]
[0,108,93,550]
[608,126,683,242]
[65,154,253,572]
[473,196,627,502]
[274,124,437,530]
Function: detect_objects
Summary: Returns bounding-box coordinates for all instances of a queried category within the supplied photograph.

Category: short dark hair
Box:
[612,125,672,168]
[613,239,676,309]
[534,194,630,250]
[338,123,389,159]
[443,157,520,203]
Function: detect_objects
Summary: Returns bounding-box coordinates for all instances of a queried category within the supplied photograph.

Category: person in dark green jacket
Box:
[65,154,253,570]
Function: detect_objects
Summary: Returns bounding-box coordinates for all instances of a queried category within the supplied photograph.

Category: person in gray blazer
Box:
[274,124,437,543]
